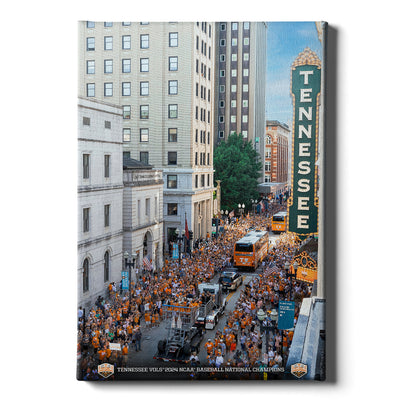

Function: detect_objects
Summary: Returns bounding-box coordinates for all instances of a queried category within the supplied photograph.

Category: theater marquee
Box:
[288,48,321,239]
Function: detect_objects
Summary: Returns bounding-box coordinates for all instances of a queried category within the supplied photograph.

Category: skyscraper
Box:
[78,21,216,246]
[214,22,267,181]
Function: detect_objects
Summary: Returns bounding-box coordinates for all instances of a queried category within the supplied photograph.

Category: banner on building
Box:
[287,48,321,239]
[121,270,129,290]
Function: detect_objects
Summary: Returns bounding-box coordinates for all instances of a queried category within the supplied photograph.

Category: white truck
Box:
[196,283,226,330]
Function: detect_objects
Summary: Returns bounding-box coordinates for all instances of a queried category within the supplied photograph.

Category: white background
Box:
[1,0,399,398]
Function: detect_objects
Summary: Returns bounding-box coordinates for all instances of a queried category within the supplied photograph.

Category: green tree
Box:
[214,133,262,212]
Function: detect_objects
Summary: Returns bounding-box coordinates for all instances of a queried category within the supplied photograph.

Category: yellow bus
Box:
[233,230,269,271]
[271,211,287,233]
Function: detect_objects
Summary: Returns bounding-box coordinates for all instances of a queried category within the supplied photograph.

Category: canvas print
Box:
[77,21,326,381]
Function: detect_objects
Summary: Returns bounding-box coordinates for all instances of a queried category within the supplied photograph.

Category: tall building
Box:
[259,120,289,197]
[214,22,267,180]
[78,97,124,308]
[78,21,216,247]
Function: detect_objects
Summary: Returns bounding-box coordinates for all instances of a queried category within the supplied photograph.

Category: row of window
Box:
[166,173,211,189]
[218,114,249,124]
[86,22,143,28]
[82,204,111,234]
[220,68,249,78]
[219,37,250,47]
[219,83,249,93]
[218,130,248,139]
[195,130,210,144]
[82,154,110,180]
[220,52,250,62]
[82,251,111,292]
[123,127,179,143]
[82,116,112,129]
[220,22,250,31]
[87,58,151,74]
[219,99,249,108]
[196,36,211,59]
[195,107,211,123]
[86,32,178,51]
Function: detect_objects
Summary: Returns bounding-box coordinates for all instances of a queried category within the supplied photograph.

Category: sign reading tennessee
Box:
[288,48,321,238]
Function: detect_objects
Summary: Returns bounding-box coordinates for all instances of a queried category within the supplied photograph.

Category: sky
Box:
[266,22,323,128]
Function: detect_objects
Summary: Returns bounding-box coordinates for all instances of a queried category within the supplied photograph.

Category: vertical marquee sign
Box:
[288,48,321,239]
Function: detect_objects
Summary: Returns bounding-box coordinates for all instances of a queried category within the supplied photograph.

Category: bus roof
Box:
[236,230,268,245]
[273,211,287,217]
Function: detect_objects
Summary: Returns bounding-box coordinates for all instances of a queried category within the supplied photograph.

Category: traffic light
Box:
[189,230,193,240]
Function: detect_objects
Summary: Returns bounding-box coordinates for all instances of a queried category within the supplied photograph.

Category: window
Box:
[196,36,199,50]
[140,34,149,48]
[145,198,150,216]
[104,204,110,227]
[123,105,131,119]
[244,37,250,46]
[86,60,95,74]
[232,53,237,62]
[83,154,90,179]
[122,82,131,96]
[122,59,131,73]
[195,152,198,165]
[169,56,178,71]
[86,37,95,51]
[104,22,113,27]
[140,81,149,96]
[122,22,131,26]
[122,35,131,50]
[243,53,249,61]
[87,21,95,28]
[220,54,225,62]
[82,258,89,292]
[195,175,198,188]
[265,175,271,183]
[232,69,237,77]
[244,22,250,30]
[105,120,111,128]
[104,36,113,50]
[266,148,271,158]
[104,252,110,283]
[140,58,149,72]
[168,128,177,142]
[266,135,272,145]
[231,84,237,93]
[219,100,225,108]
[243,68,249,77]
[104,155,110,178]
[265,161,271,172]
[207,132,210,144]
[123,128,131,142]
[168,80,178,95]
[169,32,178,47]
[242,115,248,123]
[232,38,237,46]
[220,70,225,77]
[219,116,224,123]
[220,23,226,31]
[243,99,249,108]
[220,39,226,46]
[168,151,177,165]
[231,100,236,108]
[140,105,149,119]
[140,128,149,142]
[231,115,236,123]
[83,208,90,233]
[86,83,95,97]
[140,151,149,164]
[167,203,178,215]
[104,82,113,97]
[232,22,238,30]
[168,104,178,118]
[104,59,113,73]
[243,84,249,92]
[167,175,177,189]
[83,117,90,126]
[242,130,248,138]
[219,85,225,93]
[219,131,224,138]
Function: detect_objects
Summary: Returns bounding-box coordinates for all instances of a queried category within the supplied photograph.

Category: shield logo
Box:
[291,362,307,378]
[98,363,114,379]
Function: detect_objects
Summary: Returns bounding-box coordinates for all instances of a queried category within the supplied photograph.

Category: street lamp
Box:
[238,203,245,217]
[123,251,138,302]
[175,228,185,265]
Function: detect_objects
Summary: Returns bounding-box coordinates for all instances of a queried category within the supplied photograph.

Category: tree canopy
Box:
[214,133,262,212]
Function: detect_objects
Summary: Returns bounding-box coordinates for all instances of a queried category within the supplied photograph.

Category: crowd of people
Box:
[77,201,313,380]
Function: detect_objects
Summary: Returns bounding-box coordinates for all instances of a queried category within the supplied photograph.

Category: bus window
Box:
[235,243,253,253]
[273,216,285,222]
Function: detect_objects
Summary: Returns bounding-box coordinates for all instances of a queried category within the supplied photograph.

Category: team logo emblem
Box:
[291,363,307,378]
[98,363,114,379]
